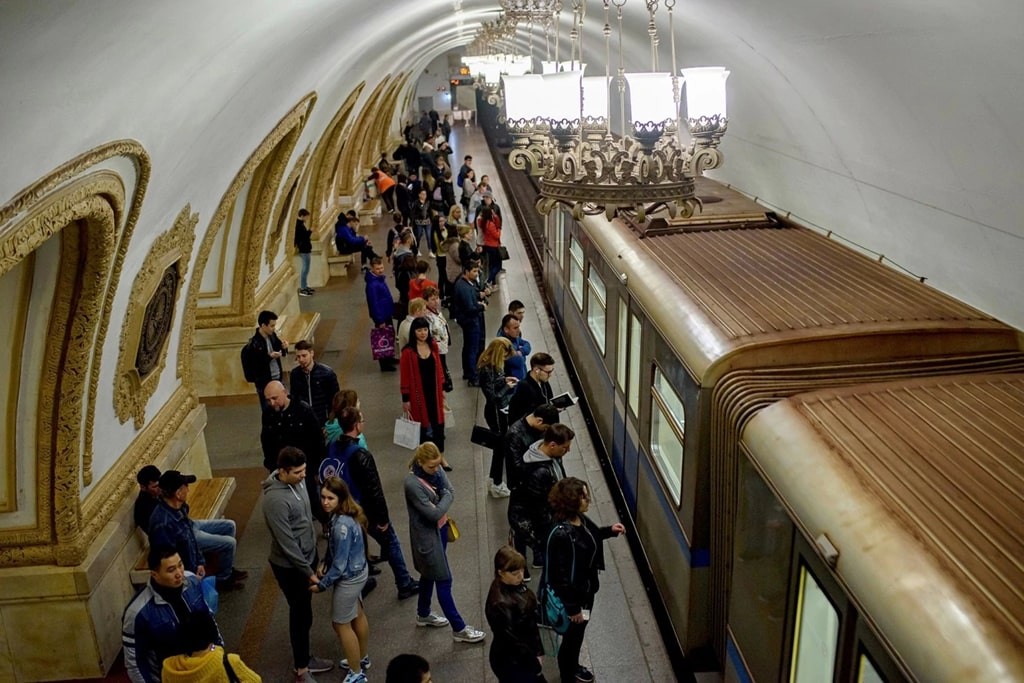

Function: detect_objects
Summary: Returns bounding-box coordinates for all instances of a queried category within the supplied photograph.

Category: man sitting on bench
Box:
[147,469,247,592]
[334,212,379,269]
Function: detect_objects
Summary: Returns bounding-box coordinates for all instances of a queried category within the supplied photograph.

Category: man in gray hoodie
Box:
[262,446,333,682]
[506,424,574,575]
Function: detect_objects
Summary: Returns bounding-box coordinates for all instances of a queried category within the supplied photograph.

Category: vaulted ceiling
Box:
[1,0,1021,327]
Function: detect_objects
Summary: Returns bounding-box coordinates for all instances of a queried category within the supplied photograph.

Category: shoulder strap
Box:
[222,650,241,683]
[543,522,575,585]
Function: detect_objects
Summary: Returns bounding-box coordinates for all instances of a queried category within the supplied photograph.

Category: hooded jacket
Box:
[507,441,565,536]
[261,471,316,577]
[365,268,395,325]
[161,646,261,683]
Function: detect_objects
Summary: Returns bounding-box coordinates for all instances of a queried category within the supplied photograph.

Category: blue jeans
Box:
[460,317,482,382]
[192,519,236,581]
[414,223,433,255]
[298,252,311,289]
[416,526,466,631]
[366,523,416,590]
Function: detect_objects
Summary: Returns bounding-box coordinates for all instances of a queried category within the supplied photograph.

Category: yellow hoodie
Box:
[161,645,262,683]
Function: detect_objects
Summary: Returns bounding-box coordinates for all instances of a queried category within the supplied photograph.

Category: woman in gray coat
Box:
[404,442,486,644]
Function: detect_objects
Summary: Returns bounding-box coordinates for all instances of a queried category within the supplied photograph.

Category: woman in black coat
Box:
[485,546,546,683]
[542,477,625,683]
[477,337,517,497]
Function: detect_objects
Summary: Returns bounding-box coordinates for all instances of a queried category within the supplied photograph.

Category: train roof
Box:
[578,183,1020,383]
[741,373,1024,682]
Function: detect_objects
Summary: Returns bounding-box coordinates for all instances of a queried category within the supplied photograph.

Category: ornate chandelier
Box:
[499,0,730,222]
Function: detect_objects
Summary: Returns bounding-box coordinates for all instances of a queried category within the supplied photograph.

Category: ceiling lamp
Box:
[500,0,560,23]
[501,0,730,222]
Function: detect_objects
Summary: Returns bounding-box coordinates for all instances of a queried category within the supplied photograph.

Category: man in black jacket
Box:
[507,423,574,578]
[508,352,556,422]
[294,208,314,296]
[240,310,290,411]
[261,381,327,526]
[330,407,420,600]
[289,340,339,425]
[504,403,560,492]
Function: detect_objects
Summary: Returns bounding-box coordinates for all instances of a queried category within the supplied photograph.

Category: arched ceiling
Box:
[1,0,1021,327]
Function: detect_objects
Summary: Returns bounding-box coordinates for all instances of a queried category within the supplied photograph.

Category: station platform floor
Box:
[174,124,686,682]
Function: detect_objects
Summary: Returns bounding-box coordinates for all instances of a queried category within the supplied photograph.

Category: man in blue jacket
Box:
[452,262,488,385]
[122,546,219,683]
[148,470,245,592]
[497,313,531,381]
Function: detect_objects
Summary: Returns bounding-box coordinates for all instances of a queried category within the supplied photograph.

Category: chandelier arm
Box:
[616,0,626,137]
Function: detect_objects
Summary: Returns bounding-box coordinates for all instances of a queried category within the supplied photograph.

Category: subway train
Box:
[516,177,1024,682]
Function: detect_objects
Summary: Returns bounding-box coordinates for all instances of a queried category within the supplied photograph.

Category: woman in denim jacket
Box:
[312,477,370,683]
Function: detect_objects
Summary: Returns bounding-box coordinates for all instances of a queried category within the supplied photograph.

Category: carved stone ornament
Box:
[0,139,151,566]
[114,205,198,429]
[310,83,365,228]
[179,92,317,386]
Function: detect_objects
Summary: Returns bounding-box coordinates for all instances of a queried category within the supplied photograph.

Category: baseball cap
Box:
[158,470,197,493]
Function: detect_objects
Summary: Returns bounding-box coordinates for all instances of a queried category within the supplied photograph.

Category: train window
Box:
[627,313,642,416]
[790,564,840,683]
[650,369,685,502]
[586,268,607,354]
[857,654,885,683]
[616,299,628,391]
[569,237,584,309]
[548,210,565,268]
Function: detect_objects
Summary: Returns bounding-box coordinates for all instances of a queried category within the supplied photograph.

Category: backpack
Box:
[240,342,260,382]
[323,441,363,500]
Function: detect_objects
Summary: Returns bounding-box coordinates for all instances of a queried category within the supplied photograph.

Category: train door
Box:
[613,300,644,511]
[543,209,568,326]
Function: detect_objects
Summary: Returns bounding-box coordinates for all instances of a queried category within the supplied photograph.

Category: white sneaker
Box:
[488,481,511,498]
[416,612,450,628]
[452,625,486,643]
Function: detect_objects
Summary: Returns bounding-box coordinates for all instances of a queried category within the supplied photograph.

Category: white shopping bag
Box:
[393,416,421,450]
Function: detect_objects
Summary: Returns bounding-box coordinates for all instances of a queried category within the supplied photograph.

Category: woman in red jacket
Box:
[476,201,503,287]
[400,317,451,470]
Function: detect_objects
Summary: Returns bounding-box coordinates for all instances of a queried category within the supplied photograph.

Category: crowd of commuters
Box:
[122,119,627,683]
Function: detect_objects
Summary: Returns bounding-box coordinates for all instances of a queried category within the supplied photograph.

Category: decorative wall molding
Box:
[336,77,393,199]
[114,205,198,429]
[266,144,311,266]
[310,83,365,223]
[179,93,317,390]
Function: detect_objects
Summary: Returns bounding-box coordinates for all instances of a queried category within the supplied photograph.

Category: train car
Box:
[737,373,1024,682]
[534,178,1024,672]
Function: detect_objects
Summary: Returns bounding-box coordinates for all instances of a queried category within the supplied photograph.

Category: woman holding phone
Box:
[477,337,517,498]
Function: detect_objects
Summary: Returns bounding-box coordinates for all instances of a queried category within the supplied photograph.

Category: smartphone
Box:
[581,609,591,622]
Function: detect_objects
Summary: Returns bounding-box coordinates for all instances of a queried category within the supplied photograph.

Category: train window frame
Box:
[547,210,565,269]
[616,298,628,392]
[627,312,642,417]
[569,236,584,309]
[789,563,841,683]
[586,267,607,354]
[649,367,685,504]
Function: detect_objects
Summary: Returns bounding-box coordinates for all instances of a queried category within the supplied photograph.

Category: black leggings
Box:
[484,402,509,484]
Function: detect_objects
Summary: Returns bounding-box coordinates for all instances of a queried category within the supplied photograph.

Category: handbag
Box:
[370,326,396,360]
[393,416,421,450]
[446,517,460,542]
[498,245,510,261]
[540,523,575,635]
[470,425,501,449]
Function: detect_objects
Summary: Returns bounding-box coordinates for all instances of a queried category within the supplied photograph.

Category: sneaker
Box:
[531,559,545,569]
[214,576,244,592]
[429,251,437,258]
[522,573,532,583]
[488,481,511,498]
[368,563,382,576]
[294,672,317,683]
[416,612,450,628]
[299,288,312,297]
[575,665,595,682]
[397,581,420,600]
[307,656,334,673]
[340,655,372,671]
[229,568,249,581]
[361,576,377,598]
[305,287,316,294]
[452,625,486,643]
[342,673,367,683]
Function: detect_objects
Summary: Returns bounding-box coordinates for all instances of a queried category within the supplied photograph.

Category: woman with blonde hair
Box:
[477,337,517,497]
[404,442,485,644]
[311,477,371,683]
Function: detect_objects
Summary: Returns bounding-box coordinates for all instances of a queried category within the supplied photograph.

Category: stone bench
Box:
[279,310,321,346]
[130,476,237,585]
[328,253,355,277]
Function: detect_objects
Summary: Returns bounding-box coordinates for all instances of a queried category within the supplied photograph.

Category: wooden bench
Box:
[279,310,321,346]
[130,476,237,585]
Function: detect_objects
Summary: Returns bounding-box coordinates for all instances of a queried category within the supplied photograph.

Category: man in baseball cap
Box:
[148,470,247,591]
